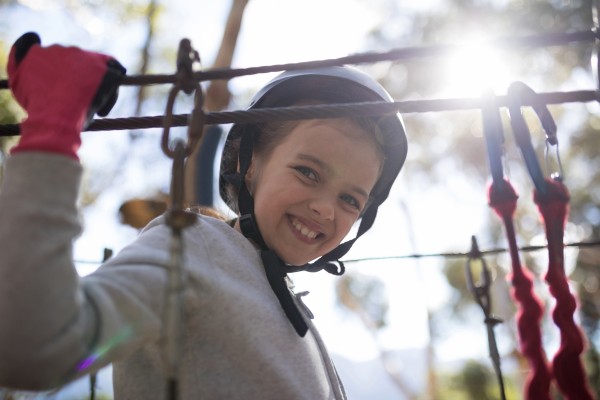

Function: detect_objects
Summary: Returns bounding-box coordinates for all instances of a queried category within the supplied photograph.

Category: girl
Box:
[0,33,407,399]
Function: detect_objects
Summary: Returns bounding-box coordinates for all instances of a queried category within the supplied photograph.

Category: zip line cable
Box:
[344,239,600,263]
[0,29,597,90]
[0,90,598,136]
[72,239,600,265]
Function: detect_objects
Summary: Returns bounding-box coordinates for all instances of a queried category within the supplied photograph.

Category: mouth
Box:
[290,216,323,241]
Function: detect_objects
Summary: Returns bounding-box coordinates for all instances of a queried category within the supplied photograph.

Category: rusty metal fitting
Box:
[161,38,206,159]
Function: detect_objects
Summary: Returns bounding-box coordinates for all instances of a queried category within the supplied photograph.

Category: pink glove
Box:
[7,32,126,159]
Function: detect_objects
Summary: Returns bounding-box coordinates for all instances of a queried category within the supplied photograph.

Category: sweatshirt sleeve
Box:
[0,153,168,390]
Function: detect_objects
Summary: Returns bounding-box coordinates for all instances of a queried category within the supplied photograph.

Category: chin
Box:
[286,252,329,267]
[277,251,314,267]
[273,241,333,267]
[281,257,309,267]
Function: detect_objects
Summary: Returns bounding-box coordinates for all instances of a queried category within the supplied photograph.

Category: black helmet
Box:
[219,66,408,272]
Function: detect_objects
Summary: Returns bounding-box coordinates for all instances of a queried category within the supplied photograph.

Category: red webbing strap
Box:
[534,179,594,400]
[488,180,552,400]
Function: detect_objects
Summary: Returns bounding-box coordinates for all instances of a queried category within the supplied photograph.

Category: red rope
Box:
[534,179,594,400]
[488,180,552,400]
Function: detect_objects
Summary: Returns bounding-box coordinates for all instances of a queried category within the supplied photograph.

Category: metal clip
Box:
[466,236,493,317]
[162,38,205,159]
[465,236,507,400]
[166,140,198,230]
[506,81,559,198]
[545,139,564,182]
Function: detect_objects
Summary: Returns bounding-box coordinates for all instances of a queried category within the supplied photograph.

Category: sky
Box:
[2,0,594,398]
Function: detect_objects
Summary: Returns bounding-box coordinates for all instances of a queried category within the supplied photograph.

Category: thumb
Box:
[13,32,42,65]
[8,32,42,72]
[94,58,127,117]
[8,32,41,81]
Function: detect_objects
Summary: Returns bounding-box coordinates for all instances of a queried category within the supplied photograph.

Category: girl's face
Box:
[246,118,382,266]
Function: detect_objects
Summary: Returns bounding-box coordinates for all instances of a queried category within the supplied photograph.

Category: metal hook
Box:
[162,38,205,159]
[506,81,559,198]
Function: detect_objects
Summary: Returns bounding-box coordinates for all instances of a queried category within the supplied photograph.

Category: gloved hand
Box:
[7,32,126,159]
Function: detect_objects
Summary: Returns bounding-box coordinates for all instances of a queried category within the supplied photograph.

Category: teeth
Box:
[292,218,318,239]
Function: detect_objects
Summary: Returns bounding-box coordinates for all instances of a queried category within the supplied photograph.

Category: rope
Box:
[71,240,600,265]
[1,29,597,90]
[1,90,598,137]
[107,28,600,87]
[343,239,600,263]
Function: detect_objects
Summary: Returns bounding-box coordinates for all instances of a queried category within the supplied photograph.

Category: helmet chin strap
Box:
[236,129,269,251]
[232,130,307,336]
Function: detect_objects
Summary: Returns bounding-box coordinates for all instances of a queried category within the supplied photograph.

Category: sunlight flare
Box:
[442,39,512,97]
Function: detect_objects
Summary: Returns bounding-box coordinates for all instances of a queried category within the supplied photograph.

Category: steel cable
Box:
[1,29,597,90]
[1,90,598,136]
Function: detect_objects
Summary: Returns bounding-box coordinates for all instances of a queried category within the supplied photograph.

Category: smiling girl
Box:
[0,33,407,399]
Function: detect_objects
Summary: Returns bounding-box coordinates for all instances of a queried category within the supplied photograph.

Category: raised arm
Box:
[0,33,130,389]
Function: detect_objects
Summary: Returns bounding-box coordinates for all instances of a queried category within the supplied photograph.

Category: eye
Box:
[294,166,318,181]
[340,193,362,211]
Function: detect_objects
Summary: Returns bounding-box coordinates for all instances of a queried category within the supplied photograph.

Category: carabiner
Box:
[506,82,559,198]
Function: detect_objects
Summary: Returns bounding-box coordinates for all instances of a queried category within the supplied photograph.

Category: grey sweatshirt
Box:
[0,152,346,399]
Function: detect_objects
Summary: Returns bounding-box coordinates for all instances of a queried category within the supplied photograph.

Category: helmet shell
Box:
[219,66,408,213]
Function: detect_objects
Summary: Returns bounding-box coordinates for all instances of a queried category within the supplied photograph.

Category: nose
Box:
[309,197,335,221]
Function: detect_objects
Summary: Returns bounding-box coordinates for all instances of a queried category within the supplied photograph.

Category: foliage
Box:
[0,39,23,176]
[359,0,600,398]
[435,359,520,400]
[336,272,389,330]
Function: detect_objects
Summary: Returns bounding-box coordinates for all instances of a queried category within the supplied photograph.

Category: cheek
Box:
[249,171,282,219]
[338,216,359,237]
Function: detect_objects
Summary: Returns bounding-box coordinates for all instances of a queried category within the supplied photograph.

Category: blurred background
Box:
[1,0,600,399]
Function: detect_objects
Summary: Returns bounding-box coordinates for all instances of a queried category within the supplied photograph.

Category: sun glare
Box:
[442,41,512,97]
